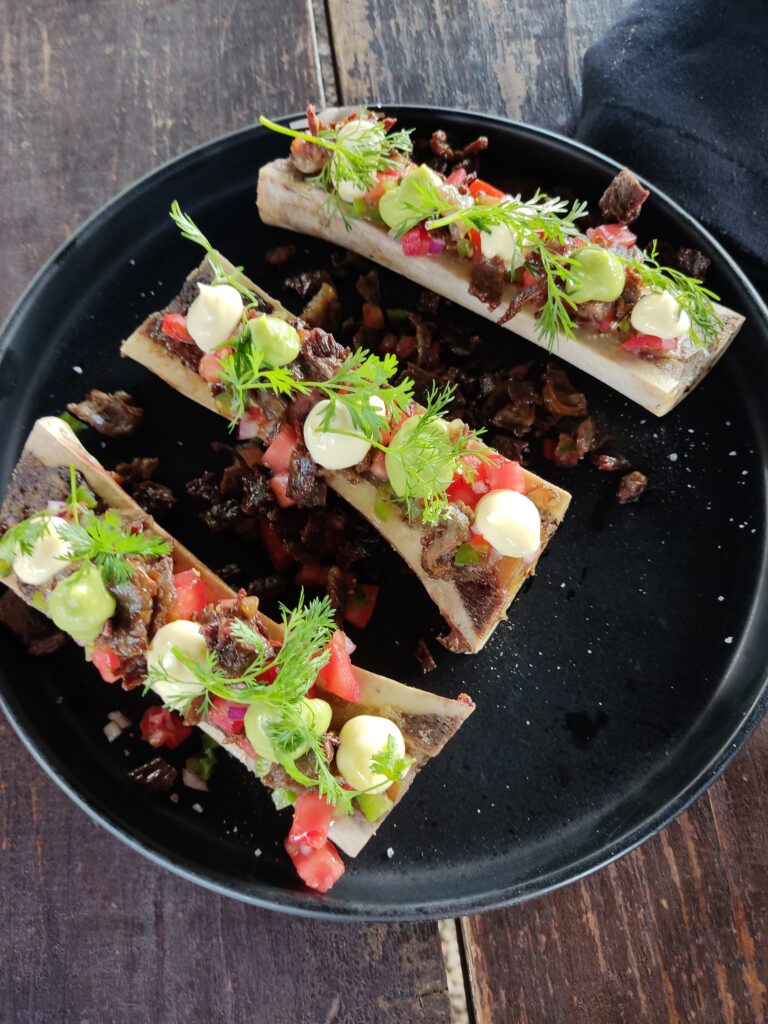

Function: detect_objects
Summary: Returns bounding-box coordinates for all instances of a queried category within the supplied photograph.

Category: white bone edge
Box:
[120,256,571,653]
[2,416,474,857]
[256,158,745,417]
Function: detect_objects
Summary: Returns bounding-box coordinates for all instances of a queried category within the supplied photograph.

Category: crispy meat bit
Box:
[414,638,437,674]
[67,390,143,437]
[265,244,298,266]
[0,590,66,656]
[541,363,588,417]
[287,445,327,507]
[128,757,178,794]
[300,280,341,332]
[498,281,548,326]
[420,505,471,580]
[468,255,509,311]
[132,481,175,516]
[290,106,331,175]
[617,470,648,504]
[113,457,160,486]
[301,327,347,380]
[598,168,649,225]
[429,129,488,174]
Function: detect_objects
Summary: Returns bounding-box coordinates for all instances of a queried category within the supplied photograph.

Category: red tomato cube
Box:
[262,424,299,474]
[289,791,335,850]
[486,458,525,493]
[620,333,676,353]
[586,223,637,249]
[161,312,192,342]
[172,569,209,619]
[317,630,360,702]
[284,837,345,893]
[206,696,246,736]
[140,706,192,750]
[92,646,122,683]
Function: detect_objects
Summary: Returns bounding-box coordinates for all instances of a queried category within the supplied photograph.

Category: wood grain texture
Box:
[0,0,323,322]
[0,4,452,1022]
[462,722,768,1024]
[327,0,633,131]
[0,717,451,1024]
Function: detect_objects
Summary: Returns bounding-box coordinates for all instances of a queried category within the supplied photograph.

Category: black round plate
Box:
[1,108,767,921]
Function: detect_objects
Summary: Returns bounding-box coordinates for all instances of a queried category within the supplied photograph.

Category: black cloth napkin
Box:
[576,0,768,290]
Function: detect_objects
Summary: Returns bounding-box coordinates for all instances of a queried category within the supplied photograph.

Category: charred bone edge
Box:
[256,158,745,418]
[1,417,474,858]
[120,256,572,653]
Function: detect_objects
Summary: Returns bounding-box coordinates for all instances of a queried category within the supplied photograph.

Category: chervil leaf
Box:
[369,733,415,783]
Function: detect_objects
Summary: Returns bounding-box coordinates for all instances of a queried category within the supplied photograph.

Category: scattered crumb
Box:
[192,802,203,813]
[668,453,678,462]
[72,365,83,374]
[725,637,734,645]
[386,847,395,859]
[103,721,122,743]
[108,710,131,729]
[718,596,724,602]
[254,848,262,857]
[169,793,179,804]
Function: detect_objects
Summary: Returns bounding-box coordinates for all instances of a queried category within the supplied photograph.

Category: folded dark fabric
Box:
[576,0,768,286]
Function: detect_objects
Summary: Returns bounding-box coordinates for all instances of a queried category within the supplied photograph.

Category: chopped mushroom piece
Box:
[67,390,143,437]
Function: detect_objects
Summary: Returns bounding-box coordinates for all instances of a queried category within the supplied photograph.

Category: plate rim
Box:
[1,105,767,921]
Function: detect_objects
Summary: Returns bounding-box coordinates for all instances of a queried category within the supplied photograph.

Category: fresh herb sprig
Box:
[169,201,261,307]
[259,113,413,226]
[370,734,415,783]
[617,241,722,348]
[0,465,171,584]
[146,594,411,810]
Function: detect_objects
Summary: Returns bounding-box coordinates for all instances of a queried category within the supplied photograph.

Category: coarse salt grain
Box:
[725,637,734,644]
[386,848,395,859]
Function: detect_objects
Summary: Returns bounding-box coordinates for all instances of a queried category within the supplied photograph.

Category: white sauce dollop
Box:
[336,715,409,794]
[303,398,383,471]
[479,222,523,268]
[473,489,541,559]
[146,620,208,703]
[630,291,690,338]
[12,517,71,585]
[186,283,243,352]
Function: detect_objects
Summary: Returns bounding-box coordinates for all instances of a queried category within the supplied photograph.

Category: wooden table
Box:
[1,2,766,1021]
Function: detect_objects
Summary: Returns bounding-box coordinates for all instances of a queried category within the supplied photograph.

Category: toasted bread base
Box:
[122,256,571,652]
[256,158,744,417]
[2,417,474,856]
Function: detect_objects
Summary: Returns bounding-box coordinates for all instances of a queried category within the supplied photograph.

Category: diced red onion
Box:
[343,633,357,656]
[103,721,122,743]
[238,416,262,441]
[183,768,209,792]
[428,236,446,255]
[227,703,249,722]
[108,710,131,729]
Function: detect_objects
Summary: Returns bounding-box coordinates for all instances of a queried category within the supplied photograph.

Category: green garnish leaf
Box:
[0,514,54,572]
[369,734,415,783]
[58,411,88,434]
[259,112,413,228]
[57,509,171,585]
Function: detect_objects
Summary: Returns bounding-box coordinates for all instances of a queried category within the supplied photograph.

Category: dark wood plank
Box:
[0,4,452,1021]
[0,0,324,322]
[0,716,451,1024]
[327,0,633,132]
[462,722,768,1024]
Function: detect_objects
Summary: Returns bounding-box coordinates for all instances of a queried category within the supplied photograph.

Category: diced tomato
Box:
[520,268,543,288]
[468,178,506,200]
[238,405,269,441]
[207,695,247,736]
[447,476,479,509]
[469,228,482,257]
[198,347,232,383]
[363,167,401,204]
[542,439,557,461]
[262,423,299,475]
[161,312,192,342]
[295,562,329,587]
[445,167,467,187]
[270,473,297,508]
[485,455,525,494]
[259,520,294,571]
[284,837,345,893]
[587,223,637,249]
[620,333,677,353]
[317,630,360,702]
[344,584,379,630]
[469,532,492,557]
[400,223,434,257]
[92,646,122,683]
[140,706,192,750]
[362,302,385,330]
[289,791,335,850]
[172,568,209,619]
